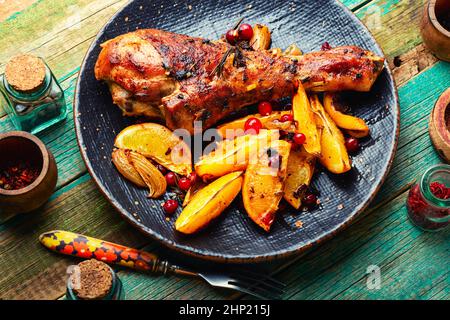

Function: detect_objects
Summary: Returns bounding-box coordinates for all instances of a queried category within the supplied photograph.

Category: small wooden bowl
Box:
[0,131,57,213]
[420,0,450,62]
[429,88,450,163]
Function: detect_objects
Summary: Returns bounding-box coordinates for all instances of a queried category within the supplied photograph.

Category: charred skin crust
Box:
[94,29,385,134]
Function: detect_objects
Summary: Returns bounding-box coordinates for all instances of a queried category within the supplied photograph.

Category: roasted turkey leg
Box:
[95,29,384,134]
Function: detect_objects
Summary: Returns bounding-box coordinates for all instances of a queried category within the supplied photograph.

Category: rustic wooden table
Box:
[0,0,449,300]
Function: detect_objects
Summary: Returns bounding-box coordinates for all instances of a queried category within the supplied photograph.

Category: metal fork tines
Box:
[168,263,286,300]
[199,271,285,300]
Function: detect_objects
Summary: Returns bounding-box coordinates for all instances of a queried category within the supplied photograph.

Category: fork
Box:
[155,260,286,300]
[40,230,286,300]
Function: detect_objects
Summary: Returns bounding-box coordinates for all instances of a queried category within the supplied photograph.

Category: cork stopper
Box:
[70,259,113,300]
[5,54,46,93]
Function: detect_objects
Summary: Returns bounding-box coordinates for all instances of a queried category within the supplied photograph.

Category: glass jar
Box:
[66,265,125,300]
[406,164,450,231]
[0,55,67,134]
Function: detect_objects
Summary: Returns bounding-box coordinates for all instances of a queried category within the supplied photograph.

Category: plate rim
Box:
[73,0,400,263]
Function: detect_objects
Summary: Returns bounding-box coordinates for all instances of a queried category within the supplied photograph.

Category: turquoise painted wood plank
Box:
[370,61,450,206]
[269,192,449,300]
[340,0,372,10]
[355,0,427,59]
[112,241,244,300]
[0,174,150,300]
[0,173,91,233]
[356,0,423,16]
[0,0,448,301]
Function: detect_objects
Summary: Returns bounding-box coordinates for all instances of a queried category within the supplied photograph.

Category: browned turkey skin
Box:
[95,29,384,134]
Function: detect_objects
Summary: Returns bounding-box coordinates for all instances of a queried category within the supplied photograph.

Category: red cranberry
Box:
[279,130,288,139]
[303,193,317,206]
[293,133,306,145]
[165,172,177,186]
[244,117,263,134]
[345,137,360,153]
[188,172,198,184]
[162,199,178,215]
[280,114,294,122]
[156,164,167,175]
[178,177,191,191]
[238,23,253,41]
[321,42,332,51]
[258,101,273,116]
[226,29,239,44]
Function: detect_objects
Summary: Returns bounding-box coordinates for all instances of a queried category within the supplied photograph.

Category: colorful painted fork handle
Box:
[39,230,161,272]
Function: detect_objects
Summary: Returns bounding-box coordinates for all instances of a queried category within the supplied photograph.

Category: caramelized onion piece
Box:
[112,149,146,188]
[127,151,167,198]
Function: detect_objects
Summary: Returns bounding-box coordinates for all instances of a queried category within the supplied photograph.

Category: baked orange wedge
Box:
[323,93,369,138]
[195,130,279,179]
[293,83,321,156]
[114,123,192,176]
[242,140,291,232]
[175,171,243,234]
[216,111,292,139]
[283,147,316,209]
[310,94,351,174]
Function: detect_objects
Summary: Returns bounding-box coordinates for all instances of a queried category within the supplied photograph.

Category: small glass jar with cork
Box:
[0,54,67,134]
[66,259,124,300]
[406,164,450,231]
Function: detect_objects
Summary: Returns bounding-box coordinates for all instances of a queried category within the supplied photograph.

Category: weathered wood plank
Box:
[389,44,438,86]
[270,192,449,300]
[1,0,448,301]
[340,0,372,11]
[0,174,150,300]
[0,0,128,117]
[355,0,427,60]
[0,0,427,119]
[0,0,126,70]
[0,170,235,300]
[0,0,38,22]
[370,61,450,207]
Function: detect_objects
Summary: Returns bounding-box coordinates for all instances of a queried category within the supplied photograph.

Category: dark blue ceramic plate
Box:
[74,0,399,262]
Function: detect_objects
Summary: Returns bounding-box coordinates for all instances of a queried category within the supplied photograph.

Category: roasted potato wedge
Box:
[195,130,278,179]
[127,151,167,198]
[293,83,321,156]
[283,148,316,209]
[114,123,192,176]
[250,24,271,51]
[217,111,292,139]
[242,140,291,232]
[310,94,351,174]
[175,171,243,234]
[323,93,369,138]
[112,149,146,188]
